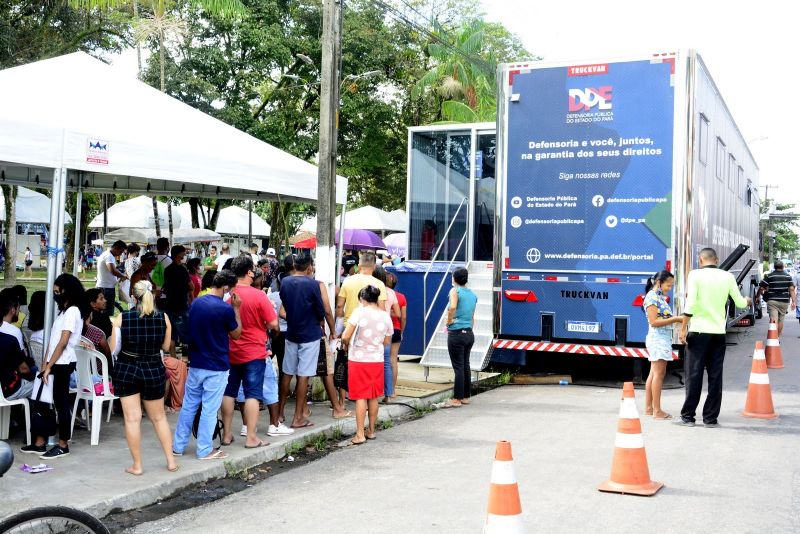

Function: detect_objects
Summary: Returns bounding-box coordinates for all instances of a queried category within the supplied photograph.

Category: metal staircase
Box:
[420,261,495,376]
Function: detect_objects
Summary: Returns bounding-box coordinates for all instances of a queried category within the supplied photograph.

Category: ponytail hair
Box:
[644,270,674,294]
[132,280,155,317]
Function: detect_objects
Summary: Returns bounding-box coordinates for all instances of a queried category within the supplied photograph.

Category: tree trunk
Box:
[209,199,222,231]
[2,185,18,284]
[167,202,174,243]
[133,0,142,75]
[152,197,161,237]
[64,191,76,273]
[189,197,200,228]
[159,28,166,92]
[269,201,293,257]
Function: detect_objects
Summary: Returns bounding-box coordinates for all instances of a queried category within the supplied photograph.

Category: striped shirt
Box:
[759,271,795,303]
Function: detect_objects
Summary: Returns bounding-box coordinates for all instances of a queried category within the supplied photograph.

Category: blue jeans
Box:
[383,344,394,397]
[173,368,229,458]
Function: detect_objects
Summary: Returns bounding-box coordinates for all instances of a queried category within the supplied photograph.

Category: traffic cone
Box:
[598,382,663,496]
[484,440,523,533]
[765,320,784,369]
[742,341,778,419]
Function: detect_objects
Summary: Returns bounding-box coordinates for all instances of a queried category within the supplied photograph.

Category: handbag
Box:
[316,338,331,377]
[30,400,57,437]
[333,348,348,390]
[32,371,53,405]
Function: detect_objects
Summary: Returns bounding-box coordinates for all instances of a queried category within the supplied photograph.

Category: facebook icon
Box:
[592,195,604,207]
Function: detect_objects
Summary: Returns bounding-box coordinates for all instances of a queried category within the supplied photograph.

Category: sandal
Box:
[443,400,462,408]
[200,450,230,460]
[654,413,673,420]
[351,437,366,445]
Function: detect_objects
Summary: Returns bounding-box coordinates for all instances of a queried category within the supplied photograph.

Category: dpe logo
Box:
[568,87,613,112]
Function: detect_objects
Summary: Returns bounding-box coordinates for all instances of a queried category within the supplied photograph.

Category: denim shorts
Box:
[236,356,279,405]
[283,340,318,377]
[224,358,266,400]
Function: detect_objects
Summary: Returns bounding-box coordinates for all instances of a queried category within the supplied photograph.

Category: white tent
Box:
[103,227,220,245]
[88,195,179,229]
[0,186,71,224]
[0,52,348,349]
[0,52,347,204]
[299,206,405,233]
[175,202,270,236]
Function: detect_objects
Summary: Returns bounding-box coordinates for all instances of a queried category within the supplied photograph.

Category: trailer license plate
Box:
[566,321,600,333]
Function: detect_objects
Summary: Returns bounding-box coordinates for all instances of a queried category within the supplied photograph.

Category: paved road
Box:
[129,322,800,534]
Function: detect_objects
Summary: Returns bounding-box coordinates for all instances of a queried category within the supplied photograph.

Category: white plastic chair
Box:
[28,340,44,371]
[0,386,31,445]
[71,347,118,445]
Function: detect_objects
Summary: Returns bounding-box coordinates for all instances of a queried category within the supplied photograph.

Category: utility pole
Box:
[760,184,779,267]
[315,0,342,301]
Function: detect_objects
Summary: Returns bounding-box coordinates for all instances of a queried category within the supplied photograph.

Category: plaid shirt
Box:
[121,310,166,358]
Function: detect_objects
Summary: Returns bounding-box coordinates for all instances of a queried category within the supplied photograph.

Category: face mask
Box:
[53,293,64,306]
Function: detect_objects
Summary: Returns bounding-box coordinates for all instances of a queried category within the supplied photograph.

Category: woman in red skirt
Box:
[342,285,393,445]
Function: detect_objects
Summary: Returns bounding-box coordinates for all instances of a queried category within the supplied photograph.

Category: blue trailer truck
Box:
[492,51,761,361]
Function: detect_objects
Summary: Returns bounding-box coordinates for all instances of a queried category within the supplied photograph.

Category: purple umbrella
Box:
[335,229,386,250]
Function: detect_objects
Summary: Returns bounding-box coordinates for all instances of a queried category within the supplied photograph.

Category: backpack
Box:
[151,257,167,287]
[192,409,224,449]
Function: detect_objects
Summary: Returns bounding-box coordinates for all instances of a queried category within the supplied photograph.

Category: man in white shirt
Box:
[215,243,233,271]
[0,290,25,352]
[95,240,128,316]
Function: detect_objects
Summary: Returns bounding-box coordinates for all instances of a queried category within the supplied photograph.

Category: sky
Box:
[479,0,798,208]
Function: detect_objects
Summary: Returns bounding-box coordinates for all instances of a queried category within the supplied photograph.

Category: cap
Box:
[267,248,276,256]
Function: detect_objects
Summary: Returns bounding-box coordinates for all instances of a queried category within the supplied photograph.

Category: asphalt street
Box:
[127,321,800,534]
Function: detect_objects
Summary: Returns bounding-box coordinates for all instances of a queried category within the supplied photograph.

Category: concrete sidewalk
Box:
[0,364,483,519]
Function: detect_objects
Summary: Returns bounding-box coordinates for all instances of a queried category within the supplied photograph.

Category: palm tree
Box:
[413,20,498,123]
[70,0,246,239]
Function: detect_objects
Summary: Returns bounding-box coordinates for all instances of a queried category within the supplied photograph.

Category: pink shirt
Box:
[229,283,277,364]
[347,306,393,363]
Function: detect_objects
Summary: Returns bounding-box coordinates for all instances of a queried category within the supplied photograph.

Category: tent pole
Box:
[248,200,253,250]
[43,167,64,353]
[72,176,83,277]
[336,200,347,286]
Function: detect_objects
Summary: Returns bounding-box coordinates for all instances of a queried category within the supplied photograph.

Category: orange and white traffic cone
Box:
[598,382,663,496]
[765,320,784,369]
[484,440,523,533]
[742,341,778,419]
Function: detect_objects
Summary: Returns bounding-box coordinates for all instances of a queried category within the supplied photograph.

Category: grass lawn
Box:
[2,268,101,295]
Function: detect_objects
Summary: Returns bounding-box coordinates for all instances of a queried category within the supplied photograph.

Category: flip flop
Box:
[221,437,234,447]
[351,438,366,445]
[172,450,184,456]
[366,434,376,440]
[244,440,268,449]
[291,421,314,429]
[167,465,180,472]
[443,400,462,408]
[200,450,230,460]
[333,411,354,419]
[654,413,674,420]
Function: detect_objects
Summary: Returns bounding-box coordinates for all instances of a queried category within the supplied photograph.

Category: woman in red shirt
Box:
[187,258,202,299]
[386,273,406,399]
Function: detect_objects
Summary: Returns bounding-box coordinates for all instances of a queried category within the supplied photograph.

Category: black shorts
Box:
[113,357,166,401]
[391,329,402,344]
[25,260,33,266]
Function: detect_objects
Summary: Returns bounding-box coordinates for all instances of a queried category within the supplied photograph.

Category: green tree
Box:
[760,200,799,263]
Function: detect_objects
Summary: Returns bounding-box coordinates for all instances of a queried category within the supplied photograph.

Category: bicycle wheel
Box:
[0,506,109,534]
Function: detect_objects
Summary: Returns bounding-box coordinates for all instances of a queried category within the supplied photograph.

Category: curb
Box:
[89,390,454,519]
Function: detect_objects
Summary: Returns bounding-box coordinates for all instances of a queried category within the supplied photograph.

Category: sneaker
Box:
[39,446,70,459]
[704,421,719,428]
[674,418,696,427]
[267,423,295,437]
[240,425,248,436]
[20,444,46,454]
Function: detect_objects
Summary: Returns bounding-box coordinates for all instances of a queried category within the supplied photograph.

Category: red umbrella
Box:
[293,236,317,249]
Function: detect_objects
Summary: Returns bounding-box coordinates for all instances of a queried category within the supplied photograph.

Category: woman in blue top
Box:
[643,270,684,420]
[445,267,478,408]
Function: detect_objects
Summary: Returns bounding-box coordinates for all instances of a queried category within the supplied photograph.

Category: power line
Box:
[368,0,495,77]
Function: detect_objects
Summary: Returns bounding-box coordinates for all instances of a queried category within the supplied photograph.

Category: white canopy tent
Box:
[0,186,72,224]
[299,206,405,234]
[88,195,179,229]
[175,202,270,236]
[103,227,220,245]
[0,52,348,350]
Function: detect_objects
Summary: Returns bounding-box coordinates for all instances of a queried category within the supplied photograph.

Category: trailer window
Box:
[746,180,753,207]
[715,138,726,180]
[698,114,709,165]
[737,166,744,199]
[728,154,736,191]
